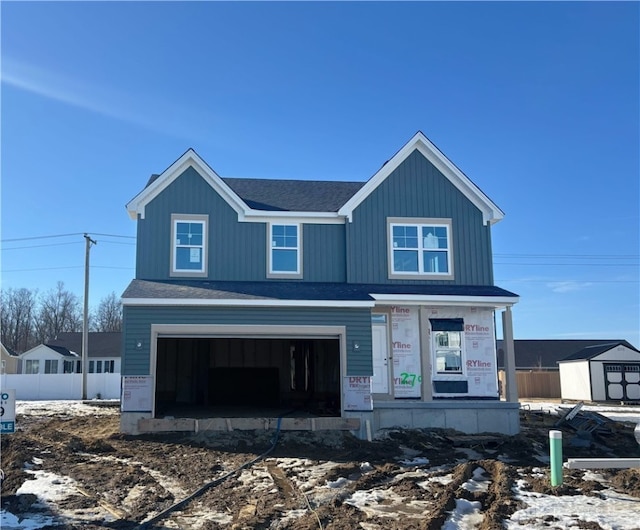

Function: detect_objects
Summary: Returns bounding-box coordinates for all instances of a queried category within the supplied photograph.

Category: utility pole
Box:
[82,234,97,400]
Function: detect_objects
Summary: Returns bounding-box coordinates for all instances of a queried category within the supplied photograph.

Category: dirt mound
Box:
[1,407,639,529]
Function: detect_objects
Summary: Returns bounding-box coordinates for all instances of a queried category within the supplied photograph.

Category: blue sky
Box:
[1,2,638,346]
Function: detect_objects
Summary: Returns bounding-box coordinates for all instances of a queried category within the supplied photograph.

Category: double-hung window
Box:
[171,214,208,277]
[388,218,453,279]
[268,223,302,278]
[25,360,39,374]
[430,319,464,375]
[45,360,58,374]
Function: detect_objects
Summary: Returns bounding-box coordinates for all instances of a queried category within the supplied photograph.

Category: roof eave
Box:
[338,131,505,225]
[125,149,249,220]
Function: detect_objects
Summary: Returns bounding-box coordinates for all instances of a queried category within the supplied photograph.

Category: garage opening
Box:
[155,337,341,418]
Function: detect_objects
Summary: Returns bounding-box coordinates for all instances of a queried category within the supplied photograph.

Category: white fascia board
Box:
[126,149,248,220]
[338,132,505,225]
[122,298,375,308]
[370,293,519,308]
[239,211,346,225]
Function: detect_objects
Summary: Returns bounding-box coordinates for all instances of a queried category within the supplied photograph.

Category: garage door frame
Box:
[149,323,348,417]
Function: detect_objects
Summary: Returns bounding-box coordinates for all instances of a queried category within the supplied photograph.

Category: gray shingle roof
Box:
[496,339,639,369]
[43,344,77,357]
[222,178,365,212]
[47,332,122,358]
[145,173,365,212]
[122,279,517,301]
[559,341,640,362]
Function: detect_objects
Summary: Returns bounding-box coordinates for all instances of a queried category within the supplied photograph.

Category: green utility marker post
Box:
[549,430,563,486]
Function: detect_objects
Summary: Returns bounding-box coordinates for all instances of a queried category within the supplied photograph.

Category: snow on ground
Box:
[2,400,640,529]
[520,400,640,425]
[15,400,119,417]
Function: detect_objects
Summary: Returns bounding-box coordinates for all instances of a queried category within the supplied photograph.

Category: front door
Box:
[372,320,389,394]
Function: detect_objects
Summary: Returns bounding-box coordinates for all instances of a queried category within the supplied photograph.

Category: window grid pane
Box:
[392,222,450,275]
[174,219,205,272]
[271,225,299,273]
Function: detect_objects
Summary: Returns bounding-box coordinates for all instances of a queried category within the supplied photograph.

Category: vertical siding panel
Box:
[347,149,493,286]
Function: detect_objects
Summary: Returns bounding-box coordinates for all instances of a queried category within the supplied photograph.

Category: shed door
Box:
[604,364,640,401]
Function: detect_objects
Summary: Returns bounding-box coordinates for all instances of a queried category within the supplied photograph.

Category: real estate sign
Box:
[121,376,154,413]
[1,389,16,434]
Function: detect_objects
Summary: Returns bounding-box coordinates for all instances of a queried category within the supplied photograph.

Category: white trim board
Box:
[370,294,518,308]
[339,132,504,225]
[121,297,375,308]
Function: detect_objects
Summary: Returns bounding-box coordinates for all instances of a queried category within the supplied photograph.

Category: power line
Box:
[0,233,85,243]
[496,279,639,284]
[494,263,639,267]
[91,233,136,239]
[1,242,83,251]
[1,232,135,243]
[495,253,639,260]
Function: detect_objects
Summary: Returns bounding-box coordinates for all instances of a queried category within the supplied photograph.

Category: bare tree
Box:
[35,281,82,343]
[92,292,122,332]
[0,287,38,352]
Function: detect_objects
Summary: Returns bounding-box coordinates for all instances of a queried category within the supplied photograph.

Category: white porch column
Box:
[501,305,518,402]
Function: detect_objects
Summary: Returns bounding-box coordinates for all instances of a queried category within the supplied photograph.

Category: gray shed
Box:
[558,341,640,402]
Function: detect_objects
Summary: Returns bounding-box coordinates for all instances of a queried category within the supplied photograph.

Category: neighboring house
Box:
[558,341,640,403]
[121,131,520,438]
[496,339,635,371]
[1,343,21,374]
[19,344,79,374]
[47,332,122,374]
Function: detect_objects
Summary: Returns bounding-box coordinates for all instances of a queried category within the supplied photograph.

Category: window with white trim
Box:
[268,223,301,277]
[171,214,208,276]
[389,219,453,279]
[45,360,58,374]
[25,360,39,374]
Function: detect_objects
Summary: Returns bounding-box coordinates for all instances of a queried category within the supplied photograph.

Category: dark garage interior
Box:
[155,337,341,417]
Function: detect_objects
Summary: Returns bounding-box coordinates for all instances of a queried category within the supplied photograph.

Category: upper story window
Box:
[268,223,302,278]
[388,218,453,280]
[171,214,208,277]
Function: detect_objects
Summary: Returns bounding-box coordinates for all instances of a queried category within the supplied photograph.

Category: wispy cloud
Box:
[547,281,594,293]
[1,57,209,141]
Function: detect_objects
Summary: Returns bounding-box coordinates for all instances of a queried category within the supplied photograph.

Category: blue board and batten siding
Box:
[136,167,347,283]
[347,150,495,285]
[123,306,372,375]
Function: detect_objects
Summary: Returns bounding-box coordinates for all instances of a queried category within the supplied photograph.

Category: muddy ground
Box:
[2,405,640,530]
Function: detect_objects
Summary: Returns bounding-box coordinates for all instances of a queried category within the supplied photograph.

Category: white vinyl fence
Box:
[0,373,121,400]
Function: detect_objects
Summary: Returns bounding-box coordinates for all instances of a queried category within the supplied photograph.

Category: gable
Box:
[339,132,504,225]
[127,149,246,220]
[20,344,76,359]
[126,149,352,224]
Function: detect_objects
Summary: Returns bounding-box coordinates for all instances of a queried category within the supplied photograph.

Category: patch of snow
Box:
[360,462,373,472]
[398,456,430,466]
[326,476,348,488]
[442,498,483,530]
[462,466,490,493]
[507,482,640,530]
[16,400,118,417]
[455,447,484,460]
